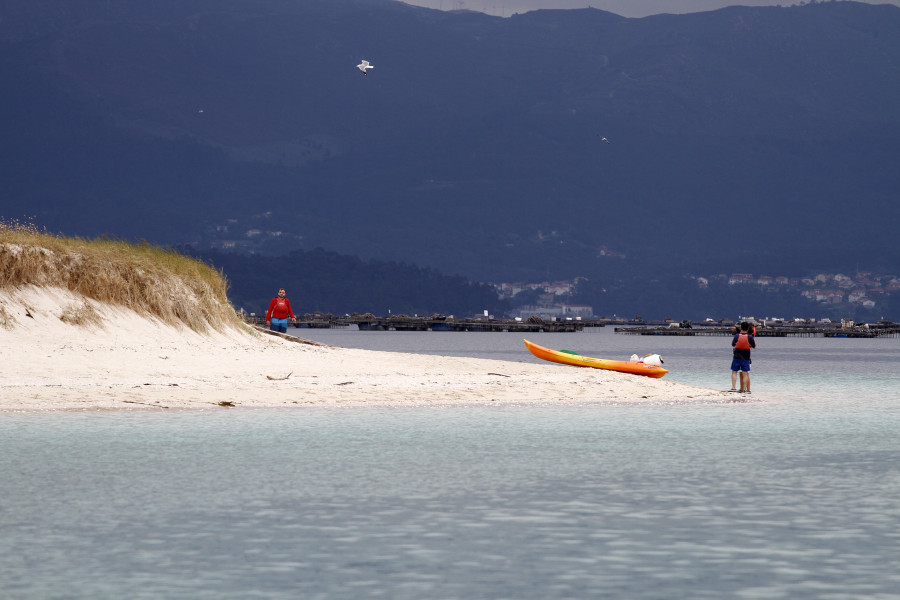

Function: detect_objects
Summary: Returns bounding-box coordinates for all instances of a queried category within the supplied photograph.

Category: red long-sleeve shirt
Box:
[266,297,295,320]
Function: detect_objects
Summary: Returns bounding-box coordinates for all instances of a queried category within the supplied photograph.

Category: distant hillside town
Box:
[693,272,900,311]
[495,278,595,320]
[495,271,900,321]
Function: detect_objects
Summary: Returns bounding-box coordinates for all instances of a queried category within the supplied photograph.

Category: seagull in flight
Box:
[357,60,374,75]
[599,136,610,143]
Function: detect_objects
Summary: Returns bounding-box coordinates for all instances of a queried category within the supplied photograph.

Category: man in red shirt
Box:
[265,288,296,333]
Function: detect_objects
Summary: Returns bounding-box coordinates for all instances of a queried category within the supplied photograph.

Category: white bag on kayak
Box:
[642,353,663,366]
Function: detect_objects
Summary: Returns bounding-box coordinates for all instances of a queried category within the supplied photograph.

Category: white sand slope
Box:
[1,286,728,411]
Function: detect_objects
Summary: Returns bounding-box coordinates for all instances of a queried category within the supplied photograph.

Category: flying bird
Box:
[599,136,610,143]
[357,60,374,75]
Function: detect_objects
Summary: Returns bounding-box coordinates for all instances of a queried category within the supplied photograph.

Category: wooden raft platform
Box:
[247,315,591,333]
[245,315,899,337]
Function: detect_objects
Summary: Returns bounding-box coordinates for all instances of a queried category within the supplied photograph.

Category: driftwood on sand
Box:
[266,372,293,381]
[252,325,328,346]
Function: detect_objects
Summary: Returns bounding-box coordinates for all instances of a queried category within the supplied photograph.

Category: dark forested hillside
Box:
[192,247,509,317]
[2,0,898,289]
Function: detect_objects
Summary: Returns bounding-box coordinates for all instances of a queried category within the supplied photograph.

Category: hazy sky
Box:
[400,0,900,18]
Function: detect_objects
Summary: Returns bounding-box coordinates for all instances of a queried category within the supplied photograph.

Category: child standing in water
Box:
[731,321,756,393]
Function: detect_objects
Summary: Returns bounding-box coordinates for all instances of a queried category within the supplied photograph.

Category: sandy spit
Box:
[1,286,729,412]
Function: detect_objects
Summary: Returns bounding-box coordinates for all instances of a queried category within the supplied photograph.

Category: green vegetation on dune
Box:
[0,221,242,332]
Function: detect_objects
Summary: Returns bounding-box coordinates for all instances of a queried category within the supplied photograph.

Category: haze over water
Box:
[2,328,898,599]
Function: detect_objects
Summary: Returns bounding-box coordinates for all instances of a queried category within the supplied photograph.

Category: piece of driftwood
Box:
[252,324,329,346]
[122,400,168,408]
[266,371,293,381]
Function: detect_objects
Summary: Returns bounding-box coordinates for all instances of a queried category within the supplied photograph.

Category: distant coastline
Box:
[242,313,900,337]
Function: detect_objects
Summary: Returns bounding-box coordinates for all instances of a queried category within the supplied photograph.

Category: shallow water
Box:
[2,328,899,599]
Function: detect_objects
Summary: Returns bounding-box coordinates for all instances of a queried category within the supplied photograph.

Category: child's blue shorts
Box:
[731,359,751,372]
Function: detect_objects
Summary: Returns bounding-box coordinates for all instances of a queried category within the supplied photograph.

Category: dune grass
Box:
[1,220,243,332]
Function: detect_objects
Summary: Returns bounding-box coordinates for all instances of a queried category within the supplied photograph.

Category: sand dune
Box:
[1,286,727,411]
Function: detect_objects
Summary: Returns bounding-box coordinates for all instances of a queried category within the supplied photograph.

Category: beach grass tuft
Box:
[59,300,103,327]
[1,219,243,332]
[0,303,12,330]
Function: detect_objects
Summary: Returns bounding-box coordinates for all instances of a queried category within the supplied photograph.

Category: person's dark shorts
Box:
[270,318,288,333]
[731,358,751,372]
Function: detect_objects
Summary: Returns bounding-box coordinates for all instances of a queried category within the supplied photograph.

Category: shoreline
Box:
[1,286,729,412]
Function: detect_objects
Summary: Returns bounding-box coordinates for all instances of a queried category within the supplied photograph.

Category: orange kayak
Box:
[523,339,668,378]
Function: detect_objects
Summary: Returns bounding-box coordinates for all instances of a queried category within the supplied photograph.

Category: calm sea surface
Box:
[2,327,899,599]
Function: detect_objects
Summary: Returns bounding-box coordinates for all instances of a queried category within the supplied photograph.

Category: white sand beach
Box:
[1,286,726,411]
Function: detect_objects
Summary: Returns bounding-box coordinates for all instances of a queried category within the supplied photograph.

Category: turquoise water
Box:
[2,329,899,599]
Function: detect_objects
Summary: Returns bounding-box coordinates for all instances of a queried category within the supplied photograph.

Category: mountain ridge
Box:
[2,0,898,289]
